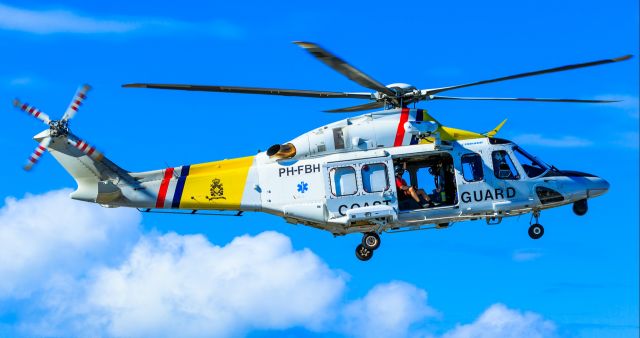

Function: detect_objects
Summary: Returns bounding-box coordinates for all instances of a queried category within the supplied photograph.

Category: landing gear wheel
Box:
[355,244,373,261]
[573,199,588,216]
[362,232,381,251]
[528,223,544,240]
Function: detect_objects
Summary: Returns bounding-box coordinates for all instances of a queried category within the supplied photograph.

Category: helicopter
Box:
[14,42,631,261]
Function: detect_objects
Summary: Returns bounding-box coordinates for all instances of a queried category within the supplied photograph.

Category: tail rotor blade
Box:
[24,137,51,171]
[68,136,104,161]
[62,84,91,122]
[13,99,51,125]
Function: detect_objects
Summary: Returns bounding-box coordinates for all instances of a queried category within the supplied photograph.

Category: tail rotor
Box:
[14,84,101,171]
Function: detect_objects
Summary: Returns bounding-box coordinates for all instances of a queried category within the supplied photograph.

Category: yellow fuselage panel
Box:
[419,110,486,142]
[179,156,254,210]
[439,126,485,140]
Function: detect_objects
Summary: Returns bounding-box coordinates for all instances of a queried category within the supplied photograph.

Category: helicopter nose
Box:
[587,175,610,198]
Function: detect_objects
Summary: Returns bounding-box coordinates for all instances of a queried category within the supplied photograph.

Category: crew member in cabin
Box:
[395,165,433,208]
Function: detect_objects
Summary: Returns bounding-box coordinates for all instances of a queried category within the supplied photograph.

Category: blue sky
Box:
[0,1,638,337]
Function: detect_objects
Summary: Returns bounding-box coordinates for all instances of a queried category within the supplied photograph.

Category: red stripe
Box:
[393,108,411,146]
[28,107,35,113]
[81,143,88,151]
[21,104,28,110]
[78,93,86,99]
[71,105,78,111]
[156,168,174,208]
[34,112,41,117]
[87,147,95,156]
[29,157,37,163]
[38,145,46,151]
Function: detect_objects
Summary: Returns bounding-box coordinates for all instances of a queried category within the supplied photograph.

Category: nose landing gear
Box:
[355,232,381,261]
[528,210,544,240]
[573,199,588,216]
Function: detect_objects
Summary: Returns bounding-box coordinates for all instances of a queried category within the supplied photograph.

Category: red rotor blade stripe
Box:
[24,138,51,171]
[62,85,91,121]
[14,99,50,124]
[72,139,104,161]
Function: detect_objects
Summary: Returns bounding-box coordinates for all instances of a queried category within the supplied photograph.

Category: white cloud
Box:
[442,303,558,338]
[0,189,560,338]
[342,281,439,338]
[512,249,543,262]
[512,133,593,148]
[8,77,33,86]
[0,189,140,298]
[594,94,639,119]
[0,3,246,38]
[0,3,138,34]
[85,231,346,338]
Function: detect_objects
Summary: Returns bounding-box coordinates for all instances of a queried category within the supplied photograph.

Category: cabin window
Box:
[333,128,345,150]
[492,150,520,180]
[362,163,389,193]
[330,167,357,196]
[512,146,549,178]
[461,153,484,182]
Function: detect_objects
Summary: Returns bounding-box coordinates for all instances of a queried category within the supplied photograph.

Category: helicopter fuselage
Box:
[43,108,608,239]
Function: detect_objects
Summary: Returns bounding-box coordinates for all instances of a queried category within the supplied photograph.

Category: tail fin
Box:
[483,119,507,137]
[40,131,136,204]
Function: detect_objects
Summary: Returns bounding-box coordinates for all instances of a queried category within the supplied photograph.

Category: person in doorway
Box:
[395,166,433,208]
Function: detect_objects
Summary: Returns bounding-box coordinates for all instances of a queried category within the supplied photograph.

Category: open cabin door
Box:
[324,155,396,225]
[392,151,459,212]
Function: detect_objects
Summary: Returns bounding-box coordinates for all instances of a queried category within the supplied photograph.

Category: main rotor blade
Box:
[429,95,620,103]
[123,83,373,99]
[324,101,386,113]
[62,84,91,122]
[24,137,51,171]
[424,54,633,96]
[293,41,397,97]
[13,99,51,125]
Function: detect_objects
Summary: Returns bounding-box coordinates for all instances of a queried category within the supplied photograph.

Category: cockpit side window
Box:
[512,146,549,178]
[492,150,520,180]
[461,153,483,182]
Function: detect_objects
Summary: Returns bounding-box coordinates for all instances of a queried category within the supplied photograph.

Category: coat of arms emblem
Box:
[206,178,226,200]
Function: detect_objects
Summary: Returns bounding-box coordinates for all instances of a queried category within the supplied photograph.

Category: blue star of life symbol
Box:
[297,181,309,193]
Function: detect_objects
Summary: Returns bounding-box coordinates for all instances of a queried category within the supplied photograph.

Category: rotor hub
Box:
[49,120,69,137]
[385,83,416,94]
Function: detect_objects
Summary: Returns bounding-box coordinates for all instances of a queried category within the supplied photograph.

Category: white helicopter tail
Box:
[37,129,133,203]
[16,84,136,204]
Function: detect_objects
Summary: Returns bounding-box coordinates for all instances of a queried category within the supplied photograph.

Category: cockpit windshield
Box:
[512,146,550,178]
